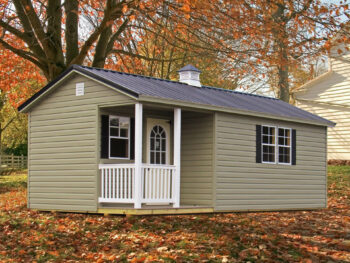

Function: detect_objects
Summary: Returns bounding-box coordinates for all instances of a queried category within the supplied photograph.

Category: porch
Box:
[99,163,177,206]
[98,103,215,210]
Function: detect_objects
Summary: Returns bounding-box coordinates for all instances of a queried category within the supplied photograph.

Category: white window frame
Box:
[261,125,292,165]
[261,125,277,164]
[108,115,130,160]
[277,127,292,165]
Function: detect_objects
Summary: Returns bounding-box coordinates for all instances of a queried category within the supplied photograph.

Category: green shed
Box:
[18,64,335,215]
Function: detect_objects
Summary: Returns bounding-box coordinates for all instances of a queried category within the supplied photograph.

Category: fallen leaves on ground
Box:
[0,169,349,262]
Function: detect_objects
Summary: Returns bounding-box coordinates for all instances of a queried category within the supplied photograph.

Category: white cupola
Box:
[177,64,202,87]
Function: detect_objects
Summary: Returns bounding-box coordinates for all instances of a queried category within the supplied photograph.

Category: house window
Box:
[109,116,130,159]
[278,128,291,164]
[260,125,293,165]
[262,126,276,163]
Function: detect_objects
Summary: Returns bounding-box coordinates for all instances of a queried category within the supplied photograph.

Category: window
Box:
[262,126,276,163]
[278,128,291,164]
[109,116,130,159]
[150,125,167,164]
[260,125,292,165]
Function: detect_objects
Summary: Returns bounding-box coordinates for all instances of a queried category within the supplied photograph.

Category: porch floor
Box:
[98,204,214,215]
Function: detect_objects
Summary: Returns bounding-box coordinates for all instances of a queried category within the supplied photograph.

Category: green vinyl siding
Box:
[214,112,327,211]
[180,112,214,206]
[28,74,134,212]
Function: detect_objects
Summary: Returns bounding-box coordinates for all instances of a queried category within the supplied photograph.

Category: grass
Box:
[328,165,350,198]
[0,171,27,194]
[0,166,349,262]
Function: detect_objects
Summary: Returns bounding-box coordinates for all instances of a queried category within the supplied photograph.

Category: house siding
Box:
[180,112,214,206]
[28,74,134,212]
[214,112,327,211]
[295,45,350,160]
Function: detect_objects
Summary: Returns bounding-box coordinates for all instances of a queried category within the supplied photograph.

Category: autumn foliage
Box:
[0,46,44,107]
[0,168,349,262]
[1,0,349,103]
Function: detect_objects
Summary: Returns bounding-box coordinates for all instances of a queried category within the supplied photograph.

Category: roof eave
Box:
[138,95,336,127]
[294,70,333,94]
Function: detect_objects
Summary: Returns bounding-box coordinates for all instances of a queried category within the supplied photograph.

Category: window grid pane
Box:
[150,125,166,164]
[261,126,276,163]
[277,128,291,164]
[109,116,130,158]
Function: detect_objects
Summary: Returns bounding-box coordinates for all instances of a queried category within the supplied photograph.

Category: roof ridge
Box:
[78,65,279,101]
[201,85,279,101]
[78,65,189,86]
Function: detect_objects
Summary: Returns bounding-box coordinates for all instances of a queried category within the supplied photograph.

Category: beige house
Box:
[295,44,350,160]
[19,64,334,215]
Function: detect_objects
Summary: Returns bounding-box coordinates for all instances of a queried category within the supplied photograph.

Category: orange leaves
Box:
[181,4,191,13]
[122,4,128,14]
[48,251,59,257]
[1,171,350,263]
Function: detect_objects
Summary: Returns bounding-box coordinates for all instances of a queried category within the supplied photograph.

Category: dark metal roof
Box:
[177,64,201,73]
[18,65,335,127]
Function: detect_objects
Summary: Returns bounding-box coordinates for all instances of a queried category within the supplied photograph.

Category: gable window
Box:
[109,116,130,159]
[257,125,296,165]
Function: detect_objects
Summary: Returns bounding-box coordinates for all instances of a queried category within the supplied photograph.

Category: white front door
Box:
[146,118,171,165]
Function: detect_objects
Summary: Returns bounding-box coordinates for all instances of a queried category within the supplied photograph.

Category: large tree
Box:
[0,0,349,102]
[165,0,348,101]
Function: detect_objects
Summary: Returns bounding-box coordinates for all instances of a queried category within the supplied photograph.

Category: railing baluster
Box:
[104,168,106,198]
[122,168,125,199]
[166,169,171,199]
[108,168,112,198]
[112,168,115,199]
[145,168,149,200]
[128,168,131,199]
[134,167,136,199]
[138,166,141,203]
[153,168,156,200]
[101,168,105,199]
[116,168,119,199]
[160,168,163,200]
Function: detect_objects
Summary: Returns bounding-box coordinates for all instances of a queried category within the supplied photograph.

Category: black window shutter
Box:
[101,115,109,159]
[130,118,135,160]
[256,125,262,163]
[292,129,296,165]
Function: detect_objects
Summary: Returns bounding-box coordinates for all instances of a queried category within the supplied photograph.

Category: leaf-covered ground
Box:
[0,167,349,262]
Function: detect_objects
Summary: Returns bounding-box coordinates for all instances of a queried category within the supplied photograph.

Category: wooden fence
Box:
[0,155,27,170]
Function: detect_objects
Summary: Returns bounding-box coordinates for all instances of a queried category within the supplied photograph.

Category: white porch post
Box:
[173,108,181,208]
[134,103,143,208]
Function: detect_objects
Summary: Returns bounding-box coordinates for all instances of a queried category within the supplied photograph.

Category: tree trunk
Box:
[272,3,290,103]
[277,61,289,102]
[65,0,79,65]
[92,27,112,68]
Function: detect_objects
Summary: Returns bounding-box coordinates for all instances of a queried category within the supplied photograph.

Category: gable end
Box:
[18,65,139,113]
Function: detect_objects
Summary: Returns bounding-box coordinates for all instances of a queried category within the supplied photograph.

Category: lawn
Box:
[0,167,349,262]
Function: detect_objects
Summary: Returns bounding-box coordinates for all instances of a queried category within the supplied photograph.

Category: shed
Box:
[19,64,335,215]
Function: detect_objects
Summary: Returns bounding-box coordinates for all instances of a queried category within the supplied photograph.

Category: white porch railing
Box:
[99,164,176,205]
